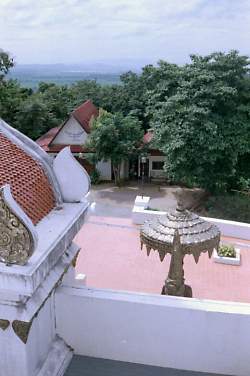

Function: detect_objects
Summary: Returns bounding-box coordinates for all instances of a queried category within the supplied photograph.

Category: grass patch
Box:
[145,207,161,211]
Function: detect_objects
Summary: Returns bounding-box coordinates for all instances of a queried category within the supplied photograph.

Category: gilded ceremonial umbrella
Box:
[140,189,221,297]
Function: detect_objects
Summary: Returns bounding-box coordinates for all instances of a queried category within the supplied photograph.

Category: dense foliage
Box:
[0,48,250,193]
[203,192,250,223]
[149,51,250,192]
[0,49,14,80]
[87,111,143,185]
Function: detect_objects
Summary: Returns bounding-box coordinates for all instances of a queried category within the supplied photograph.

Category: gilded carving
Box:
[71,250,80,268]
[12,320,32,344]
[0,319,10,330]
[0,187,35,265]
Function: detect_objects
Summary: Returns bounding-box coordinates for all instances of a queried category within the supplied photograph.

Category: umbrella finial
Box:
[174,188,185,212]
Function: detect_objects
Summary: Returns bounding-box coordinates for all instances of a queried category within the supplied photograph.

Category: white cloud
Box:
[0,0,250,65]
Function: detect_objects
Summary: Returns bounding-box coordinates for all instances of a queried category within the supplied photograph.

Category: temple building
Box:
[37,99,112,180]
[140,130,166,181]
[37,101,165,183]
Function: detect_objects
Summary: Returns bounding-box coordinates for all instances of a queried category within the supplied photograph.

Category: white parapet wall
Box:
[56,285,250,376]
[132,195,166,224]
[132,196,250,241]
[203,216,250,242]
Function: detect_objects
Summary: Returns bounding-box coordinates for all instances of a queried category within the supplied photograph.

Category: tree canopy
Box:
[0,48,250,192]
[87,111,143,185]
[0,49,14,80]
[149,51,250,192]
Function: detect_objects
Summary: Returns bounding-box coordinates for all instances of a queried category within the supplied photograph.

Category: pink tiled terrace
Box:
[75,214,250,304]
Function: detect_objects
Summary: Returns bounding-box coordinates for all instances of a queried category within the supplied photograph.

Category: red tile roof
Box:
[143,131,153,144]
[143,131,164,156]
[72,99,99,133]
[47,145,90,153]
[0,133,56,224]
[36,127,60,151]
[37,100,98,152]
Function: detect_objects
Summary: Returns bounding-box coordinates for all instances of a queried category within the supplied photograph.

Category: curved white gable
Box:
[53,147,90,202]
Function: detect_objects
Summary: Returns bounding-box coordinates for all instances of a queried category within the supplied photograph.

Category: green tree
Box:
[38,82,73,125]
[117,62,178,129]
[0,79,31,124]
[15,96,52,140]
[87,111,143,185]
[0,49,31,126]
[0,49,14,81]
[69,80,102,109]
[149,51,250,192]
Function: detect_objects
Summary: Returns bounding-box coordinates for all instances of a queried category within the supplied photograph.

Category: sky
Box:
[0,0,250,67]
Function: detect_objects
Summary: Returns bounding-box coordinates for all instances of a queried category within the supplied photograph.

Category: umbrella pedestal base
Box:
[161,284,193,298]
[140,190,221,301]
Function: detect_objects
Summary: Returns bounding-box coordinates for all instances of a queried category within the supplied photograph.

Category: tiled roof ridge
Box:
[143,130,154,144]
[45,100,98,147]
[0,133,55,224]
[71,99,99,133]
[36,126,61,144]
[0,119,65,224]
[0,119,63,206]
[73,99,93,113]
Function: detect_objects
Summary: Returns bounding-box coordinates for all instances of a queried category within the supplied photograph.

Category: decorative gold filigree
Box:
[0,187,35,265]
[12,320,32,344]
[71,250,80,268]
[0,319,10,330]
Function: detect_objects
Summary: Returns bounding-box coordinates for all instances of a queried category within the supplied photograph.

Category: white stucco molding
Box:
[53,146,91,202]
[0,119,63,206]
[0,184,38,265]
[0,201,88,298]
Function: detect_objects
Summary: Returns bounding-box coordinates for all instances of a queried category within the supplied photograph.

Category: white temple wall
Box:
[148,155,165,178]
[56,286,250,376]
[0,326,27,376]
[25,295,55,376]
[0,295,56,376]
[120,160,129,179]
[96,160,112,180]
[52,116,88,145]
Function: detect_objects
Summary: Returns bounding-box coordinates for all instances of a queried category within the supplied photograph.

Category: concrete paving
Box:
[90,183,177,218]
[65,355,226,376]
[88,182,203,218]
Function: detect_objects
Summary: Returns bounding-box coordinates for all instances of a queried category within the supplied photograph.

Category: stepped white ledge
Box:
[0,184,38,266]
[53,146,90,203]
[0,243,80,322]
[0,201,88,298]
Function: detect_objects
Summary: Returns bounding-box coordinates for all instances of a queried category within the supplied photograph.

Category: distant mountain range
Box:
[7,61,144,89]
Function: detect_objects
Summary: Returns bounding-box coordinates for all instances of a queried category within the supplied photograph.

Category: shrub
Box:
[218,245,236,258]
[204,193,250,223]
[239,177,250,192]
[90,169,100,185]
[145,207,161,211]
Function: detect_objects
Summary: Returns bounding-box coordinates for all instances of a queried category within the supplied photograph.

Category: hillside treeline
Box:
[0,49,250,194]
